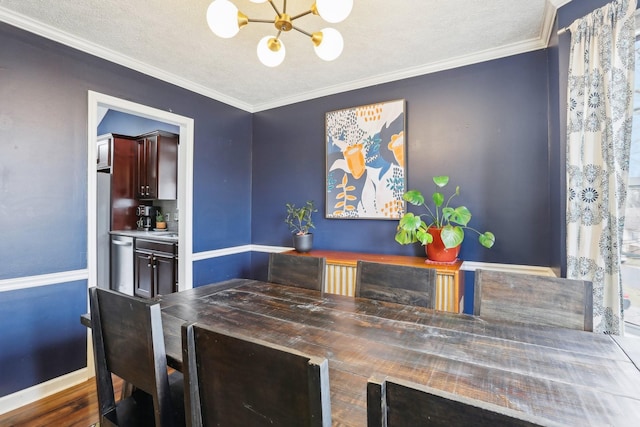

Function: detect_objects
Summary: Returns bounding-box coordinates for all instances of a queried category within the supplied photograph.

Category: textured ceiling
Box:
[0,0,570,112]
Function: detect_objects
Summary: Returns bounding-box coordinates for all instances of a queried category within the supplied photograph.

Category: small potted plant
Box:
[285,200,317,252]
[395,176,495,262]
[155,211,167,230]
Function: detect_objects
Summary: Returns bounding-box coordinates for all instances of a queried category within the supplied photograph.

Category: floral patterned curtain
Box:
[566,0,636,334]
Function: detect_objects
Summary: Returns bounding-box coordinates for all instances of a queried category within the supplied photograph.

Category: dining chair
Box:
[89,287,185,427]
[354,261,437,308]
[182,322,332,427]
[267,252,327,292]
[366,376,552,427]
[473,269,593,331]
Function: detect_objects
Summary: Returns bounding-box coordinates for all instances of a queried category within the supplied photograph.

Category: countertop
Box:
[110,229,179,243]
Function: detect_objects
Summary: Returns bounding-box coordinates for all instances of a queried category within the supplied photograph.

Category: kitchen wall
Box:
[0,21,252,400]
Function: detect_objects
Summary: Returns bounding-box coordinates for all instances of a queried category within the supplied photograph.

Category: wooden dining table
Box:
[154,278,640,426]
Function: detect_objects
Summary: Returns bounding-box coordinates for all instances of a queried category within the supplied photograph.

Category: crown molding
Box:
[547,0,572,8]
[0,6,254,112]
[252,37,547,112]
[541,0,560,45]
[1,5,556,114]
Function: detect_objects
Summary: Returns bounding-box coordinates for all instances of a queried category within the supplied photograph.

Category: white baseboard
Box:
[0,367,93,415]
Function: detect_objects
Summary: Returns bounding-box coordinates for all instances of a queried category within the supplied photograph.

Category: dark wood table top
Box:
[157,279,640,426]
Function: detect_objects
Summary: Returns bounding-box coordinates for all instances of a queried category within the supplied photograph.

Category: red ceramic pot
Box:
[425,227,460,262]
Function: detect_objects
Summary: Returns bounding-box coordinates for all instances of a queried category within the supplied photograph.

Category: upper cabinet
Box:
[96,134,112,170]
[97,133,138,230]
[135,131,179,200]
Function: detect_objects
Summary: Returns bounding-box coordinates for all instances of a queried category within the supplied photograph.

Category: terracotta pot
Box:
[155,221,167,229]
[293,233,313,253]
[425,227,460,262]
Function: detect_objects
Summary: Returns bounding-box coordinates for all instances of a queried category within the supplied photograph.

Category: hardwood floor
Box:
[0,376,123,427]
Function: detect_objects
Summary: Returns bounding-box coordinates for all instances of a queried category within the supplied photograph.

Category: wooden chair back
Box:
[366,376,552,427]
[473,269,593,331]
[267,252,326,292]
[182,322,332,427]
[355,261,437,308]
[89,287,182,427]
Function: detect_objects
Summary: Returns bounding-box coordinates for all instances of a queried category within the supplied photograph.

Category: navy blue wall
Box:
[0,21,251,398]
[0,281,86,396]
[194,253,253,286]
[252,50,551,266]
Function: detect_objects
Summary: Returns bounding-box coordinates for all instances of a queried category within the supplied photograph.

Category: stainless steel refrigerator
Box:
[97,172,134,295]
[97,172,112,290]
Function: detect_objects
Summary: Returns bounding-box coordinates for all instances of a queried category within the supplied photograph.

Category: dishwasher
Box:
[110,235,134,296]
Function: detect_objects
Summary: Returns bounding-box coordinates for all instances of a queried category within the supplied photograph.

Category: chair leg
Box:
[120,381,135,400]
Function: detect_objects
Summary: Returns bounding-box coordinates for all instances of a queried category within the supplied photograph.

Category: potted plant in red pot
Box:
[285,200,317,253]
[394,176,495,262]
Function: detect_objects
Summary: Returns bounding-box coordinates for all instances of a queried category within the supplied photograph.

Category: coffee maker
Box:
[136,205,157,230]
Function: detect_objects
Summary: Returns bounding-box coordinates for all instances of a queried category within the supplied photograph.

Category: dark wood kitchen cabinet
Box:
[135,130,178,200]
[134,238,177,298]
[97,133,137,230]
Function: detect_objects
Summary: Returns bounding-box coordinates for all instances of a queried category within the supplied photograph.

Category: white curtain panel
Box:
[566,0,636,334]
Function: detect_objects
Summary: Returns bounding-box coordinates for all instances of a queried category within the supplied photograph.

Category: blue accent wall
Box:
[0,21,251,398]
[252,50,551,266]
[193,253,253,287]
[0,281,86,396]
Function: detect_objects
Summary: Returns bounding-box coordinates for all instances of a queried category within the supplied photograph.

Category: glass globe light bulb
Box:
[257,36,286,67]
[316,0,353,23]
[207,0,240,39]
[314,28,343,61]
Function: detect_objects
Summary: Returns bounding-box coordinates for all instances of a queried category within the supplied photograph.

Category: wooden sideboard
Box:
[285,250,464,313]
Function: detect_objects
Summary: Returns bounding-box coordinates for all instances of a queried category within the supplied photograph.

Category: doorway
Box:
[87,91,194,293]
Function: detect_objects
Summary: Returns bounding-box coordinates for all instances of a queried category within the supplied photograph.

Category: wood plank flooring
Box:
[0,375,123,427]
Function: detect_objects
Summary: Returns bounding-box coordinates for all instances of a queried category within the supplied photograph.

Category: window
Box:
[622,36,640,330]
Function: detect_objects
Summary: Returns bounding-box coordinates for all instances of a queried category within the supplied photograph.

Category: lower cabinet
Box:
[134,238,177,298]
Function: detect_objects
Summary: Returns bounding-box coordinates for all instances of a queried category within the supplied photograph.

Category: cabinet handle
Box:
[146,185,150,195]
[140,185,145,194]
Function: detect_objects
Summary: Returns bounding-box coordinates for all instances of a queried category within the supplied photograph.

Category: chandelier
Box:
[206,0,353,67]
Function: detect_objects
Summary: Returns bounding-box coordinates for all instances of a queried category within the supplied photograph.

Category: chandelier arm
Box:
[267,0,281,15]
[290,10,313,21]
[248,18,277,24]
[291,26,312,38]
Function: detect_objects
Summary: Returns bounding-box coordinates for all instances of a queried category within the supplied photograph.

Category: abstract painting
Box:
[325,99,406,219]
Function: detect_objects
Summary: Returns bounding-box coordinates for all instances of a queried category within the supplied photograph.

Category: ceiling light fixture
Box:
[206,0,353,67]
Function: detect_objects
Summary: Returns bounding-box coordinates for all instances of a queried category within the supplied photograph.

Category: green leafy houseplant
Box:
[155,211,167,229]
[395,176,495,250]
[285,200,317,235]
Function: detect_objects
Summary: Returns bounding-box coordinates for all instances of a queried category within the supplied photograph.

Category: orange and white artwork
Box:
[325,99,406,219]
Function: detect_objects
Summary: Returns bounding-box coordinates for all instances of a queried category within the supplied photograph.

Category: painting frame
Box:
[325,99,406,220]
